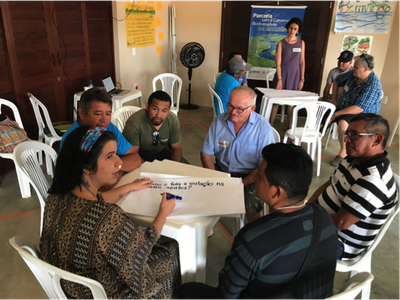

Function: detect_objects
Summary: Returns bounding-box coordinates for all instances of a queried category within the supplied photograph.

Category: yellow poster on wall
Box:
[125,2,156,48]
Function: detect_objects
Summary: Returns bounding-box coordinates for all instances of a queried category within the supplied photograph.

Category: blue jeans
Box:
[337,238,344,260]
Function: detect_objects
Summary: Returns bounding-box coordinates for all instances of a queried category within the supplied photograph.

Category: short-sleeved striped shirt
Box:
[317,151,398,260]
[335,71,382,114]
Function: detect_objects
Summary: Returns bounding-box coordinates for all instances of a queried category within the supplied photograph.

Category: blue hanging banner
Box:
[247,6,306,80]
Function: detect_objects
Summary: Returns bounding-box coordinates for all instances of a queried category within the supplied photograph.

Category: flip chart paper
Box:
[120,177,245,218]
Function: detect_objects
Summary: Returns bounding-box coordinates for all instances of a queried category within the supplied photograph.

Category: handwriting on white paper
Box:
[149,180,225,190]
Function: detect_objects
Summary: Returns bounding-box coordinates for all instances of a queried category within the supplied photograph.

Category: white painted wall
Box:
[112,1,172,107]
[112,1,222,108]
[172,1,222,107]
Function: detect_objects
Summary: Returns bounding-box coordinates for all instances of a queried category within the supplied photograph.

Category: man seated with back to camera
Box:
[227,52,249,86]
[60,87,141,185]
[123,91,188,163]
[180,143,337,299]
[214,57,252,115]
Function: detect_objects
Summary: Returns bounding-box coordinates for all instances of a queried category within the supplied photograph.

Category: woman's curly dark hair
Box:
[48,126,116,195]
[285,17,303,34]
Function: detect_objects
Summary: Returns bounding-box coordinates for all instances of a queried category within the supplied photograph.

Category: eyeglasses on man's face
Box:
[343,131,377,140]
[226,102,252,114]
[152,130,160,146]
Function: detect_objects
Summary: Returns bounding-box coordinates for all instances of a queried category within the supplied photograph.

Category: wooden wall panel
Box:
[7,1,60,130]
[54,1,90,120]
[0,5,14,101]
[86,1,115,87]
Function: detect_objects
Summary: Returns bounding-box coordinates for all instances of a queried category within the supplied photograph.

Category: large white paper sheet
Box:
[119,176,245,218]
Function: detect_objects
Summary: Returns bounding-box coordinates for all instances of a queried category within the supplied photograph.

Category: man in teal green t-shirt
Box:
[122,91,188,163]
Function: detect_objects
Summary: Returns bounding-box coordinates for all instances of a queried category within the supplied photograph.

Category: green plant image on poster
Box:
[247,34,286,68]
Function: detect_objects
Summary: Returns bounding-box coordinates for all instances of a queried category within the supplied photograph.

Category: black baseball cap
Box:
[337,51,354,62]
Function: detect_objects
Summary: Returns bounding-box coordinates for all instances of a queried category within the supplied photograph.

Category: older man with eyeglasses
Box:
[201,86,278,223]
[123,90,188,163]
[329,53,383,167]
[309,113,398,261]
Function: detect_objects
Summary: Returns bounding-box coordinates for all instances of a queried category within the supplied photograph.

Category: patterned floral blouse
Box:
[40,192,181,299]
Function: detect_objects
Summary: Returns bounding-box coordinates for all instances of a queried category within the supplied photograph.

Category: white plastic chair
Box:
[388,116,399,146]
[152,73,182,115]
[13,141,57,235]
[327,272,374,299]
[208,84,224,117]
[28,92,61,176]
[335,174,400,300]
[9,236,108,299]
[265,70,285,123]
[214,72,222,83]
[111,106,142,132]
[283,101,335,176]
[0,98,31,198]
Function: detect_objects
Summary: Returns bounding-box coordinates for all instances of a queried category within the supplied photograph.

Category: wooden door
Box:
[219,1,333,94]
[53,1,115,119]
[2,1,64,135]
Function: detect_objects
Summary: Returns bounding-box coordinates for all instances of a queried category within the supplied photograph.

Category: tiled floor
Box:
[1,105,399,299]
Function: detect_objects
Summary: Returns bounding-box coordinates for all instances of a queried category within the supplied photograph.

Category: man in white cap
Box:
[214,57,252,115]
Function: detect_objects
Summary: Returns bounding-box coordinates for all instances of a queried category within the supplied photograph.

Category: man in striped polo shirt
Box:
[309,113,398,261]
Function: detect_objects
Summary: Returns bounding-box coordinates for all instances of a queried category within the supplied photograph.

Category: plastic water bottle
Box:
[88,80,94,89]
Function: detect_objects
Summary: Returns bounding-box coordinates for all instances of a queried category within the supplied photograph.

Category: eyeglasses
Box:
[226,103,252,114]
[152,130,160,146]
[343,131,377,140]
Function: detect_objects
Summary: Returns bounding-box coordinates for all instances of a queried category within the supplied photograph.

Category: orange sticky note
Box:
[156,45,162,54]
[156,17,162,27]
[156,2,162,11]
[149,1,155,4]
[159,31,164,41]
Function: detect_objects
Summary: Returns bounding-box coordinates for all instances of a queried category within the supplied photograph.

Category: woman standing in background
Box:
[270,17,305,128]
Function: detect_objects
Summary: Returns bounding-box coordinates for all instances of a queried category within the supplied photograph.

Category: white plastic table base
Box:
[125,214,219,283]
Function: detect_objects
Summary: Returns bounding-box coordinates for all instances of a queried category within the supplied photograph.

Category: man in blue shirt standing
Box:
[201,86,277,223]
[214,57,252,115]
[61,88,142,181]
[329,54,382,167]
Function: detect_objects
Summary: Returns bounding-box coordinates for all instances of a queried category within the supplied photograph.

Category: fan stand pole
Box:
[180,67,199,110]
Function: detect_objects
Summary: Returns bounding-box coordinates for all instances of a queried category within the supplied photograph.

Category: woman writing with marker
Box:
[271,17,306,128]
[40,126,181,299]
